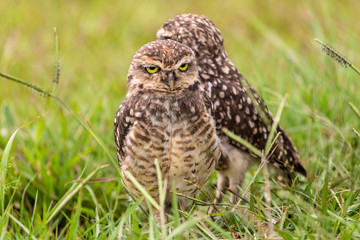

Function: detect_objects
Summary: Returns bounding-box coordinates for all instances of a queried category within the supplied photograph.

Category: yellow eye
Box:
[146,66,159,74]
[179,63,188,72]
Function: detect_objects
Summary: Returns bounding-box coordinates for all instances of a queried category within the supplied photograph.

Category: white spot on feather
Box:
[207,82,212,97]
[249,120,255,128]
[232,86,238,95]
[221,66,230,74]
[219,91,225,98]
[247,97,251,104]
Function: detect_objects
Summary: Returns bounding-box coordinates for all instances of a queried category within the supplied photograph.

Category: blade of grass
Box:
[0,127,19,214]
[95,206,100,239]
[265,94,288,155]
[266,132,281,157]
[1,117,41,214]
[171,183,180,228]
[108,196,143,240]
[20,175,35,223]
[46,164,109,224]
[322,172,329,216]
[203,217,234,239]
[193,221,217,239]
[52,27,60,95]
[0,176,21,237]
[0,213,9,240]
[147,201,157,240]
[66,189,83,239]
[0,72,51,97]
[242,140,279,198]
[353,128,360,138]
[222,128,262,157]
[124,171,160,210]
[85,185,105,215]
[8,213,37,240]
[131,211,140,236]
[154,158,167,238]
[30,190,38,231]
[348,102,360,119]
[166,217,201,239]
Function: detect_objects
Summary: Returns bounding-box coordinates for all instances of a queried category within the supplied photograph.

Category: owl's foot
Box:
[208,171,244,215]
[209,144,255,215]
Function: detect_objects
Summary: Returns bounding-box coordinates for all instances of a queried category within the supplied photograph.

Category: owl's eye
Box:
[146,66,159,74]
[179,63,188,72]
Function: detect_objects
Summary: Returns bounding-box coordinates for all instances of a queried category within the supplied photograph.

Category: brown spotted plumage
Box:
[157,14,306,205]
[114,40,221,214]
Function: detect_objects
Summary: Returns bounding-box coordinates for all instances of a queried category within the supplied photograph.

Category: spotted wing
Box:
[114,97,133,166]
[210,75,306,179]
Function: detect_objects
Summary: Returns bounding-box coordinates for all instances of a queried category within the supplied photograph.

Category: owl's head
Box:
[156,14,225,58]
[127,40,199,93]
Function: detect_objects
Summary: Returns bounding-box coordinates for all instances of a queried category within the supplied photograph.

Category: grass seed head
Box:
[316,39,351,68]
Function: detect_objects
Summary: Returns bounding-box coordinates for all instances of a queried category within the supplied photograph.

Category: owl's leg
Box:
[225,146,255,204]
[215,172,229,204]
[208,172,228,215]
[228,173,244,204]
[207,144,230,215]
[213,143,256,209]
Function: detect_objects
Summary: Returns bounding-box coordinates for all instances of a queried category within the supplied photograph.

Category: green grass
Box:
[1,0,360,238]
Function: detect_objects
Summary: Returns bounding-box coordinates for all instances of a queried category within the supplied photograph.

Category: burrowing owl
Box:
[114,40,221,215]
[157,14,306,204]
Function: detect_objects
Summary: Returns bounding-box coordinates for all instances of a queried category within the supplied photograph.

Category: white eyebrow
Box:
[142,63,160,68]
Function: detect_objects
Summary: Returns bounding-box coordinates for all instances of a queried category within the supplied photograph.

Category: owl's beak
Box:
[167,71,175,91]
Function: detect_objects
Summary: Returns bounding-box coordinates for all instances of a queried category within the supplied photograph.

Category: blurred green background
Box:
[1,0,359,118]
[1,0,360,238]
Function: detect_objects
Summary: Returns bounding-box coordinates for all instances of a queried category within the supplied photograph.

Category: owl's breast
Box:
[121,93,220,201]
